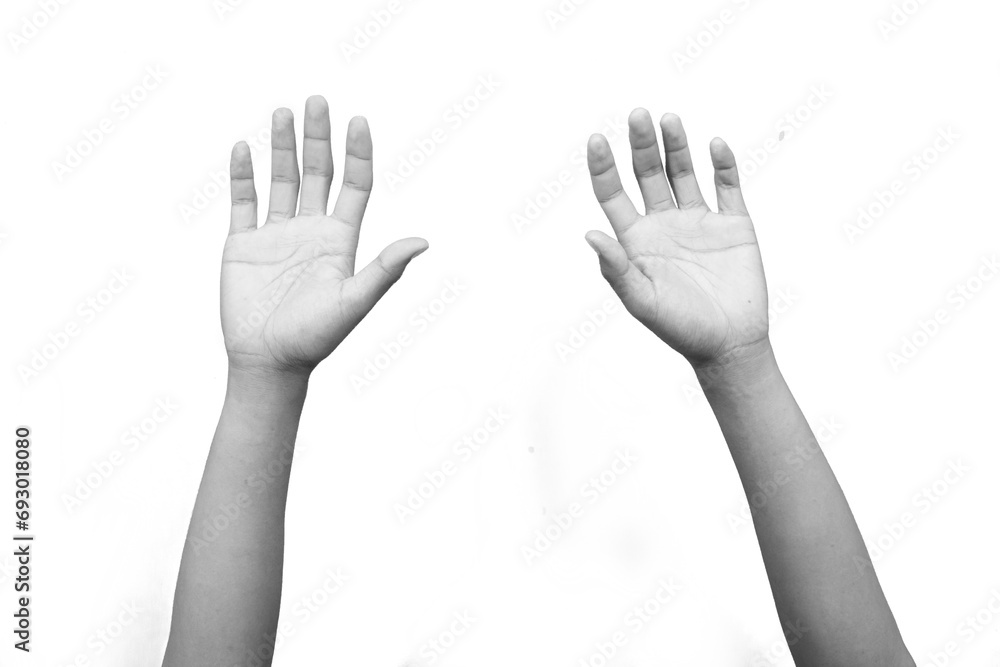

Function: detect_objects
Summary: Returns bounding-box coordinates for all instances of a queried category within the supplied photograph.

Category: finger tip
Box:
[710,137,735,164]
[659,112,681,131]
[230,141,253,174]
[584,230,606,251]
[347,116,373,147]
[306,94,328,109]
[628,107,651,126]
[400,236,429,255]
[587,134,611,163]
[305,96,330,123]
[272,107,294,127]
[628,108,657,144]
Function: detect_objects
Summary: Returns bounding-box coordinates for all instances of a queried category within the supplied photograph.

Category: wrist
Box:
[225,363,310,408]
[691,337,778,394]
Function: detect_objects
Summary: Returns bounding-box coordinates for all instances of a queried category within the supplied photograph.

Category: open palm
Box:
[222,97,427,374]
[585,110,768,366]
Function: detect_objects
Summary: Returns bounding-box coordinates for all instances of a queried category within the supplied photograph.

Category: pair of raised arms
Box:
[161,96,916,667]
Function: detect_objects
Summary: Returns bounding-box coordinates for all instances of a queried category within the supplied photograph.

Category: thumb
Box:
[345,236,429,319]
[584,231,654,313]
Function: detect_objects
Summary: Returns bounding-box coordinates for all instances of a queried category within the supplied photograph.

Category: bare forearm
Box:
[162,367,309,667]
[695,340,913,666]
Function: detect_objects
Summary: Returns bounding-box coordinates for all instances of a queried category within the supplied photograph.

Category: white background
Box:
[2,0,999,665]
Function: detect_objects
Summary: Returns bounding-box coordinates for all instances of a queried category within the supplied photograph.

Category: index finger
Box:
[331,116,374,229]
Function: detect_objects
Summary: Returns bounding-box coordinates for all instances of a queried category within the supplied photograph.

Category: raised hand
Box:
[222,95,428,376]
[585,109,768,367]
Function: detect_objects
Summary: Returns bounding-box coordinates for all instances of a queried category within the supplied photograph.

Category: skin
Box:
[161,95,427,667]
[161,96,915,665]
[585,108,916,666]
